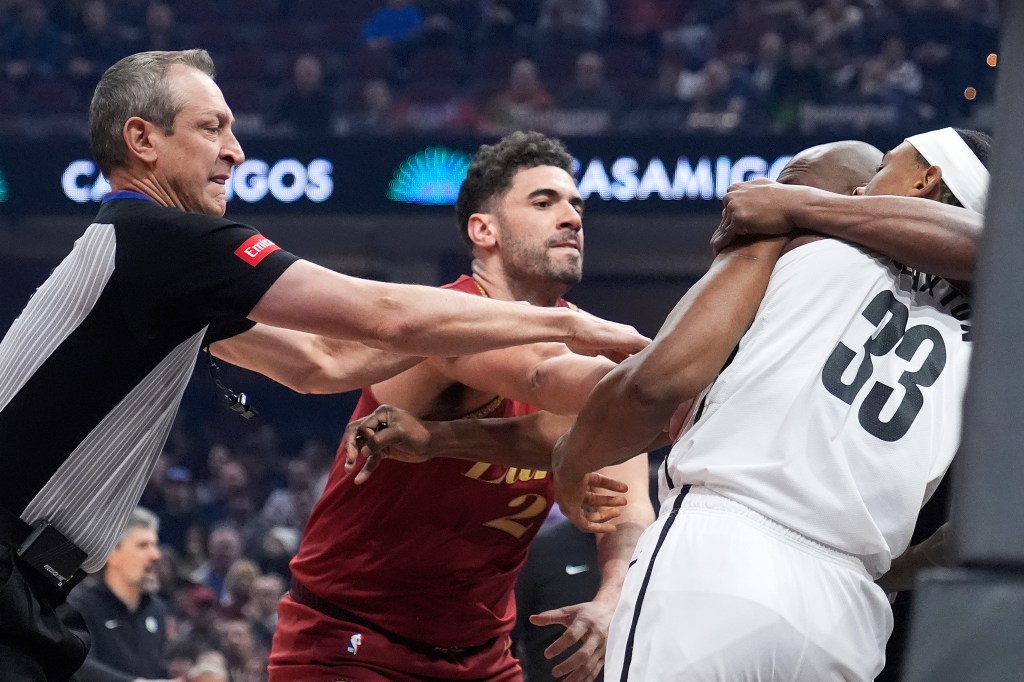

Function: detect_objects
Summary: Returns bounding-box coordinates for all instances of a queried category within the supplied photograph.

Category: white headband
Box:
[905,127,989,214]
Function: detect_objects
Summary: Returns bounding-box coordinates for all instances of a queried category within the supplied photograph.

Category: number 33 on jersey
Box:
[821,268,971,443]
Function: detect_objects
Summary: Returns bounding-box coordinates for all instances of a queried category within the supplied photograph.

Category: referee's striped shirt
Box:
[0,193,296,571]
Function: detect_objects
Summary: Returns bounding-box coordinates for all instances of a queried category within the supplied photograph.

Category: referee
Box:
[0,49,647,681]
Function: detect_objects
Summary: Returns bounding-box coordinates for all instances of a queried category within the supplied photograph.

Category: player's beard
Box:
[502,232,583,288]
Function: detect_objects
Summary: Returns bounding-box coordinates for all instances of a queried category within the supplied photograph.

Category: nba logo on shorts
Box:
[347,633,362,655]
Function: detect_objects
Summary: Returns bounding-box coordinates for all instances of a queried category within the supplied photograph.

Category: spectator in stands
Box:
[560,51,620,112]
[188,651,230,682]
[222,620,266,682]
[226,492,264,555]
[809,0,865,50]
[817,40,912,134]
[135,2,188,53]
[165,639,199,680]
[1,0,63,84]
[382,79,480,133]
[359,0,425,49]
[618,50,688,133]
[898,0,959,65]
[470,1,522,48]
[221,559,261,620]
[894,0,958,117]
[192,526,243,602]
[235,425,281,498]
[197,445,232,507]
[661,0,720,63]
[66,0,131,93]
[749,31,785,102]
[139,456,170,513]
[614,0,681,48]
[535,0,608,47]
[67,508,176,682]
[244,574,285,650]
[295,439,332,498]
[155,544,185,611]
[181,525,210,577]
[408,11,464,51]
[554,50,619,134]
[856,0,899,53]
[686,58,748,132]
[872,35,924,99]
[418,0,482,47]
[240,656,271,682]
[715,0,767,68]
[652,50,685,103]
[176,586,223,654]
[852,57,893,106]
[260,458,317,530]
[198,458,251,525]
[157,465,199,551]
[257,525,299,579]
[0,0,1001,136]
[767,37,826,131]
[345,77,397,134]
[269,52,333,138]
[837,33,922,130]
[480,58,553,134]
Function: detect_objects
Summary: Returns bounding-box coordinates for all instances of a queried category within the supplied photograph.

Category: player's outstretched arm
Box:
[531,455,655,682]
[876,522,951,593]
[715,181,981,281]
[431,342,618,416]
[210,324,424,394]
[552,236,787,485]
[249,261,649,359]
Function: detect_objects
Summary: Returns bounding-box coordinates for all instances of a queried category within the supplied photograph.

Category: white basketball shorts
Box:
[605,487,893,681]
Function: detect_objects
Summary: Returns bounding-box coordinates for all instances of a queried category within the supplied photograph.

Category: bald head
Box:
[777,141,882,195]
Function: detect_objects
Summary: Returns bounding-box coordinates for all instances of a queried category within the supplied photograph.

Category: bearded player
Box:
[268,132,654,682]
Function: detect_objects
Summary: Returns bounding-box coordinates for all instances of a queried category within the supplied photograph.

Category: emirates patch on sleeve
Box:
[234,234,280,266]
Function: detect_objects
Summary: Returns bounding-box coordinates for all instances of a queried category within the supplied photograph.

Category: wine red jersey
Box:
[290,275,574,647]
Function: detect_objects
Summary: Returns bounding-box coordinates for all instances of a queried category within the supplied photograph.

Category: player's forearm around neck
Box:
[792,191,981,282]
[554,238,785,478]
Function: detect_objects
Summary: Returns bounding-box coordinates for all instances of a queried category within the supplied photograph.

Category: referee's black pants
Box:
[0,543,89,682]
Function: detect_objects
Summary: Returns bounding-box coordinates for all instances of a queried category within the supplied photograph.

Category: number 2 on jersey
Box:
[822,290,947,442]
[483,494,548,539]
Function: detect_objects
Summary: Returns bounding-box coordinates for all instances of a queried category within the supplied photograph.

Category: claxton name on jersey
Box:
[896,264,972,341]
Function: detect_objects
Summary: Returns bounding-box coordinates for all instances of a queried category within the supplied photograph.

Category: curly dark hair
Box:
[455,131,574,245]
[955,128,992,169]
[912,127,992,208]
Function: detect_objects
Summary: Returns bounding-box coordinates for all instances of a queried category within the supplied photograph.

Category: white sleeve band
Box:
[905,127,989,214]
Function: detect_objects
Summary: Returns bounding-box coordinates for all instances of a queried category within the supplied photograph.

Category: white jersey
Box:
[665,238,972,576]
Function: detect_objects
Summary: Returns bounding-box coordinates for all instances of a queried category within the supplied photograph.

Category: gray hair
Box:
[89,49,216,176]
[120,506,160,541]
